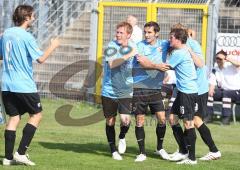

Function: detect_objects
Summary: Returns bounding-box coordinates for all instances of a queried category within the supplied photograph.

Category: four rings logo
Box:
[217,36,240,47]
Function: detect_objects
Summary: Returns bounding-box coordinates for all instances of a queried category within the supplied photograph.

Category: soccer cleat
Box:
[154,149,170,160]
[176,158,197,165]
[169,152,188,161]
[135,154,147,162]
[13,152,36,166]
[168,149,179,158]
[2,158,18,166]
[112,151,123,160]
[199,151,221,161]
[118,138,126,154]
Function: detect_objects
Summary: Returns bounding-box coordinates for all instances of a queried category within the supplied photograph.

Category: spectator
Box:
[126,15,143,43]
[205,50,240,125]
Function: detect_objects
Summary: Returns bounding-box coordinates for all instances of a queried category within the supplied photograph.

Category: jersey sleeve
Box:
[167,50,183,68]
[188,39,203,60]
[25,34,44,61]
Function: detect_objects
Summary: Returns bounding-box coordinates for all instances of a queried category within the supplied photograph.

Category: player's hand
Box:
[50,38,60,49]
[136,55,153,68]
[130,48,137,57]
[208,89,214,97]
[157,63,171,71]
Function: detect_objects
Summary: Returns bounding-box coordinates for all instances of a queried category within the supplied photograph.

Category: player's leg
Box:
[118,98,132,154]
[133,89,147,162]
[149,90,169,160]
[177,92,197,165]
[195,93,221,161]
[102,96,122,160]
[168,92,188,161]
[14,93,42,166]
[2,92,21,166]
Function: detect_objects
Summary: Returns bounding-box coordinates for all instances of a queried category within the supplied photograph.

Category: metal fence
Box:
[0,0,93,102]
[219,0,240,33]
[0,0,239,102]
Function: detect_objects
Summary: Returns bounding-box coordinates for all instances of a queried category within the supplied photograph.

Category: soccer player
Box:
[0,5,59,166]
[166,24,221,162]
[187,31,221,161]
[101,21,137,160]
[133,21,170,162]
[138,28,198,165]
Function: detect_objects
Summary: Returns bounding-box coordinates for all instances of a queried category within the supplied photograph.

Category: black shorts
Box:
[2,91,42,116]
[101,96,132,118]
[195,92,208,118]
[171,91,197,120]
[132,88,164,115]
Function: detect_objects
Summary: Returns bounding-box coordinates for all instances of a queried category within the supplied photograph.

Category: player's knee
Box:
[106,116,116,126]
[168,114,176,126]
[35,112,43,122]
[158,118,166,124]
[136,115,144,127]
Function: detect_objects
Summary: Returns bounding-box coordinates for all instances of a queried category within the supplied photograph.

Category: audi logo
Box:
[217,36,240,47]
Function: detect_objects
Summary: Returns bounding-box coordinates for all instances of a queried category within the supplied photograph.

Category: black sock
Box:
[185,128,196,161]
[4,130,16,160]
[119,124,130,139]
[17,123,37,155]
[135,126,145,154]
[198,123,218,152]
[106,124,116,153]
[172,124,187,154]
[156,123,166,150]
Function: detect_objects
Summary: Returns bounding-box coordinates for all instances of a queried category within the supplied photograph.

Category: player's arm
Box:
[208,84,215,97]
[208,72,217,97]
[187,46,204,68]
[137,55,170,71]
[37,38,60,64]
[163,72,170,84]
[108,47,136,69]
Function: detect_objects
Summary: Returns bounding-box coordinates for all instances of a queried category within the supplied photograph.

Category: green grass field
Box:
[1,98,240,170]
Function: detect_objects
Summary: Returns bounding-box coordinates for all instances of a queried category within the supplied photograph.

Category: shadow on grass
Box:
[38,142,161,160]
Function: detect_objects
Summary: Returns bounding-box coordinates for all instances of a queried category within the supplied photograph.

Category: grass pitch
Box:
[0,98,240,170]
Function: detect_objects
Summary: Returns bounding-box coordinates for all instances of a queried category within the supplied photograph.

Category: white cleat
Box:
[112,151,123,161]
[169,152,188,161]
[135,154,147,162]
[176,158,197,165]
[118,138,126,154]
[2,158,18,166]
[13,152,35,166]
[199,151,221,161]
[168,149,179,158]
[154,149,170,160]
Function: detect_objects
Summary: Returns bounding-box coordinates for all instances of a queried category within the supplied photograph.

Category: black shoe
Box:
[221,116,230,125]
[204,115,213,123]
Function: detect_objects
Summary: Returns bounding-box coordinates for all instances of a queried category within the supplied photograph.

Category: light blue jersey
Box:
[167,47,198,94]
[101,40,135,99]
[133,39,169,89]
[0,27,43,93]
[187,38,209,95]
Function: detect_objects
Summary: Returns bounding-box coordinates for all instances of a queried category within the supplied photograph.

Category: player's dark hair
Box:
[13,5,34,26]
[170,28,188,44]
[144,21,160,33]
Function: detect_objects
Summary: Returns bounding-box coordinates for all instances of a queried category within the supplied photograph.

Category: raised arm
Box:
[108,47,137,69]
[37,38,60,64]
